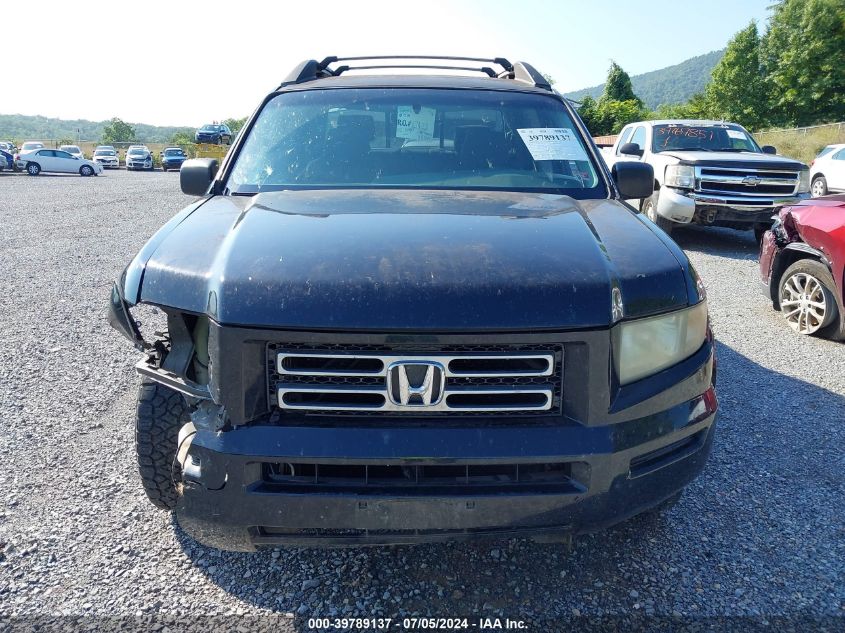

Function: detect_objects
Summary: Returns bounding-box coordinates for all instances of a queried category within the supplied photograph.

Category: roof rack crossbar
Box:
[319,55,514,72]
[279,57,552,92]
[333,64,498,78]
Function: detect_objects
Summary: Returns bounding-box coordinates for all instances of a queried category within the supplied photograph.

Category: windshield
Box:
[652,124,761,153]
[227,88,604,197]
[201,125,219,131]
[62,146,80,153]
[816,146,839,159]
[95,150,115,156]
[128,149,146,155]
[164,149,184,156]
[22,143,43,150]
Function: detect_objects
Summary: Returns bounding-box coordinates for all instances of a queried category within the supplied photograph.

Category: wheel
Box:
[811,176,828,198]
[80,165,94,177]
[26,162,41,176]
[778,260,843,338]
[641,192,674,235]
[161,165,167,172]
[135,380,190,510]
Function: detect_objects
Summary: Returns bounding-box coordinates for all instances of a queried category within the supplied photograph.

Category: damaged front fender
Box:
[108,281,147,351]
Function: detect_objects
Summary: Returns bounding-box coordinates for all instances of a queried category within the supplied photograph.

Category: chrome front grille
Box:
[695,166,799,197]
[268,343,562,416]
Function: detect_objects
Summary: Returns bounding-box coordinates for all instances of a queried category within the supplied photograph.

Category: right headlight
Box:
[798,169,810,193]
[612,301,708,385]
[664,164,695,189]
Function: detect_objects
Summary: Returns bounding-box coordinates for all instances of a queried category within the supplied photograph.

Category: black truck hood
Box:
[126,190,693,330]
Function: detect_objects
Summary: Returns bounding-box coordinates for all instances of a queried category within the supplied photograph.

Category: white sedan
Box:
[18,148,103,176]
[810,143,845,196]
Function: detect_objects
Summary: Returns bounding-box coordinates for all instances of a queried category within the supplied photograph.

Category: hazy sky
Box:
[4,0,773,127]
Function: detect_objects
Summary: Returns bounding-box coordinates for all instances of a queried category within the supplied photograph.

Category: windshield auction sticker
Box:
[517,128,589,161]
[396,106,437,141]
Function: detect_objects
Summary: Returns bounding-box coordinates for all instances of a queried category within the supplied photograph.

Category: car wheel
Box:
[162,165,167,172]
[80,165,94,177]
[641,192,674,235]
[136,379,190,510]
[26,162,41,176]
[779,260,841,338]
[811,175,828,197]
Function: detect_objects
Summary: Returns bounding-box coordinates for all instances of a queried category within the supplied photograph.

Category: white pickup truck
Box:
[601,119,810,239]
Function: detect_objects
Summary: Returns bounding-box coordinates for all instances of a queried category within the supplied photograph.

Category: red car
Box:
[760,195,845,339]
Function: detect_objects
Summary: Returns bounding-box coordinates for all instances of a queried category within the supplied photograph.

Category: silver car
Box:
[126,146,154,171]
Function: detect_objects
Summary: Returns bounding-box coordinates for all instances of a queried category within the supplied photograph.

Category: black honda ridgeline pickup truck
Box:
[109,56,717,551]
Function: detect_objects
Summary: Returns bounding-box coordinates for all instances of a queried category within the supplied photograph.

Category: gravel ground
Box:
[0,170,843,631]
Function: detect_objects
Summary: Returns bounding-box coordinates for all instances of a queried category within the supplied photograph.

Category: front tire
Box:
[641,192,674,235]
[136,380,189,510]
[80,165,94,177]
[811,176,828,198]
[778,260,842,338]
[26,162,41,176]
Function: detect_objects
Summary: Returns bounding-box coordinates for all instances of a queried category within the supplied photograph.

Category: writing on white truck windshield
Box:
[652,125,760,153]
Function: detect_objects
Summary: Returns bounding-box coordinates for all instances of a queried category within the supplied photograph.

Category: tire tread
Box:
[135,380,188,510]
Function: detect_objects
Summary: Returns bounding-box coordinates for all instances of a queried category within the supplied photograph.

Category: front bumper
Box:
[657,187,810,225]
[95,159,120,168]
[163,160,185,169]
[127,161,153,170]
[176,385,717,550]
[195,135,218,143]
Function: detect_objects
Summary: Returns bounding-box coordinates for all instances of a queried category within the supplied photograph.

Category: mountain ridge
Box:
[0,113,194,143]
[564,50,725,109]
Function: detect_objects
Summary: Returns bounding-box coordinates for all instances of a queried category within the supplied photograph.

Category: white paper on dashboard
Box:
[396,106,437,141]
[517,128,589,161]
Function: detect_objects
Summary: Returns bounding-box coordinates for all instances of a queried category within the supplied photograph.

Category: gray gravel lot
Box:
[0,170,843,629]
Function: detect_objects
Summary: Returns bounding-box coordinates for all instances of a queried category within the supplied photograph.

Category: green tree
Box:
[653,92,713,120]
[705,21,769,129]
[102,118,136,144]
[576,96,601,133]
[577,62,649,135]
[578,95,650,136]
[57,138,74,146]
[762,0,845,126]
[223,117,248,134]
[602,61,641,105]
[597,99,650,134]
[170,131,194,146]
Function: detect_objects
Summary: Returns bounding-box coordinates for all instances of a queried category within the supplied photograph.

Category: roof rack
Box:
[278,56,552,91]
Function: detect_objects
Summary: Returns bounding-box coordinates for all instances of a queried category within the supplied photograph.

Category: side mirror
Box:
[619,142,644,157]
[612,161,654,200]
[761,145,777,155]
[180,158,219,195]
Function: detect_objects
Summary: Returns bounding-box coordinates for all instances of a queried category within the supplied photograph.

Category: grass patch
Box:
[755,123,845,163]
